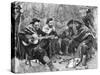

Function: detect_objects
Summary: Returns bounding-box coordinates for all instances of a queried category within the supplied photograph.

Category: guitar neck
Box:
[38,35,57,40]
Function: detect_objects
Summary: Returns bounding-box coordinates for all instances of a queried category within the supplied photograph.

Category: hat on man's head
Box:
[67,19,83,27]
[30,18,40,25]
[46,18,53,24]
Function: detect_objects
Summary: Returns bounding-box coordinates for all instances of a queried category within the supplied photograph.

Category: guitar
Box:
[25,26,58,44]
[25,34,58,44]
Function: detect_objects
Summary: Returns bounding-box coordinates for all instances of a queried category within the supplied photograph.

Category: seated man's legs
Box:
[80,35,94,66]
[34,46,54,71]
[61,39,69,55]
[68,40,79,55]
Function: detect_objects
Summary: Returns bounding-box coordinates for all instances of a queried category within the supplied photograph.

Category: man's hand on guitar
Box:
[54,36,58,39]
[47,35,58,39]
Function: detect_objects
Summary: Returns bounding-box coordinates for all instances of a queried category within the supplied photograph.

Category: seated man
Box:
[42,18,56,35]
[42,18,60,58]
[67,19,95,66]
[60,27,71,55]
[17,18,54,70]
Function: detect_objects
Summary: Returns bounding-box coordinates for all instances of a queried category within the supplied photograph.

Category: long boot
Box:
[82,55,86,66]
[47,61,54,71]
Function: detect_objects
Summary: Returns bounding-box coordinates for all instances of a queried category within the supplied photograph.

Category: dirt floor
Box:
[11,51,97,73]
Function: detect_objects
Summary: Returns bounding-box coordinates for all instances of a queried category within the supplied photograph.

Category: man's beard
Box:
[73,27,77,35]
[48,25,53,28]
[35,27,40,30]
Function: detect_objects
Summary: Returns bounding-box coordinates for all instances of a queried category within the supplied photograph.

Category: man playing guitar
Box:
[20,18,55,71]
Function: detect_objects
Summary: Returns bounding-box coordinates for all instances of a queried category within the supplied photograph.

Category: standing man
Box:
[11,2,22,60]
[79,8,95,34]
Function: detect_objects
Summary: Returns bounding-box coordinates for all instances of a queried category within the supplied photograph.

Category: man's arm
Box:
[42,25,52,34]
[39,29,47,36]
